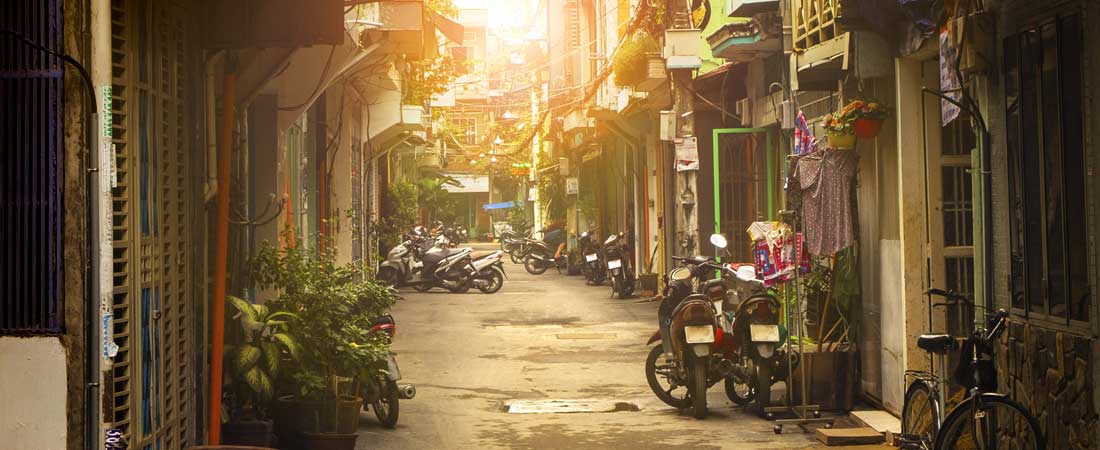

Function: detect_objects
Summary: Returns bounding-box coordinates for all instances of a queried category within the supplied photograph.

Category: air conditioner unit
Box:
[735,98,751,121]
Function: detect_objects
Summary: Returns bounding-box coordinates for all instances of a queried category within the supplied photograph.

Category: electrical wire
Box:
[277,44,338,111]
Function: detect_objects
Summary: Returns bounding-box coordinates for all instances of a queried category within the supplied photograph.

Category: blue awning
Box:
[483,201,519,211]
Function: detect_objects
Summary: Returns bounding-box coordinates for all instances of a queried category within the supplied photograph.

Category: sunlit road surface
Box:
[357,243,891,450]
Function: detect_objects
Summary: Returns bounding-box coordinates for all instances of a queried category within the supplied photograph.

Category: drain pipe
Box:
[204,51,225,202]
[89,0,111,447]
[208,55,237,445]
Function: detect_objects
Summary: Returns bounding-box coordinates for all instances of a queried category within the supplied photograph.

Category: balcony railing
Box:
[791,0,841,50]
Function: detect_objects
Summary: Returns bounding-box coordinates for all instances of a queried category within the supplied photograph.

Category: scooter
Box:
[578,231,607,285]
[469,250,507,294]
[602,232,635,298]
[378,236,475,293]
[359,314,416,428]
[722,263,785,415]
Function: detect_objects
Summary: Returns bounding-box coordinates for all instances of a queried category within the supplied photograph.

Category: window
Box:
[1004,13,1089,325]
[451,117,479,145]
[1,0,64,334]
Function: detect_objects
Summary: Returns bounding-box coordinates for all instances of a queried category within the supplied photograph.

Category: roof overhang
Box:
[727,0,780,16]
[791,33,849,91]
[707,21,781,63]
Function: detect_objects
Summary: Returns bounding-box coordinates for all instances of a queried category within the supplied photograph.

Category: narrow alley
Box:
[362,244,885,450]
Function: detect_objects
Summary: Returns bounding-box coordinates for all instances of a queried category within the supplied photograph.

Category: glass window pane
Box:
[945,257,975,337]
[1040,22,1068,318]
[942,166,974,247]
[1020,28,1046,315]
[1058,14,1090,323]
[1004,33,1028,312]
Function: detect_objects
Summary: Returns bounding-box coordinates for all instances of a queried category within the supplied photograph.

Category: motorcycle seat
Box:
[917,334,956,355]
[423,247,464,264]
[471,251,497,260]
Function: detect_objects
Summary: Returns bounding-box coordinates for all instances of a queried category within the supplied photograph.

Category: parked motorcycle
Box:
[602,232,635,298]
[722,262,785,414]
[469,250,507,294]
[522,227,568,275]
[359,314,416,428]
[578,231,607,285]
[377,236,473,293]
[644,234,785,418]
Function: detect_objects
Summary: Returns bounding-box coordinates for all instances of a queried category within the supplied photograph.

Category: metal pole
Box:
[208,57,236,445]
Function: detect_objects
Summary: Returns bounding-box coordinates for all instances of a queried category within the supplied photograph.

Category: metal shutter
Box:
[108,1,196,449]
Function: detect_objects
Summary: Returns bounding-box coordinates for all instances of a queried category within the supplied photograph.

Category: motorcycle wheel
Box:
[755,358,773,415]
[644,345,689,409]
[376,266,400,287]
[523,255,548,275]
[724,373,756,406]
[691,356,709,419]
[510,251,525,265]
[618,278,634,298]
[477,268,504,294]
[372,380,400,429]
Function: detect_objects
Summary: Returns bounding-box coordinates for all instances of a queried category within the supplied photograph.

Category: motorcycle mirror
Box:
[709,233,728,249]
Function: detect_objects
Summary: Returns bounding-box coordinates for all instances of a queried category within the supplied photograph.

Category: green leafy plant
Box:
[612,32,659,87]
[403,55,467,106]
[375,181,419,249]
[415,175,460,224]
[251,237,397,401]
[225,296,300,418]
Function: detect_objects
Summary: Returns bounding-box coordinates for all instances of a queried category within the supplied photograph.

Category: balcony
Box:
[791,0,841,51]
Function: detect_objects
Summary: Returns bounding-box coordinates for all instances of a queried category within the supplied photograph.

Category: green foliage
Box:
[251,237,397,400]
[403,55,467,106]
[507,205,529,232]
[376,181,419,249]
[612,32,659,87]
[225,295,299,418]
[536,154,567,223]
[576,192,597,229]
[415,175,460,224]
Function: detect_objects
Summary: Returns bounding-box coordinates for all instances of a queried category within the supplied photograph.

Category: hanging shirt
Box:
[798,149,859,256]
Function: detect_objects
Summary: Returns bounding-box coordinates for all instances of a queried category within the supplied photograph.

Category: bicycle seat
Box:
[917,334,956,355]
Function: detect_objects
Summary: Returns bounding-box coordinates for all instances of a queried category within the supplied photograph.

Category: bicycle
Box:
[899,288,1044,450]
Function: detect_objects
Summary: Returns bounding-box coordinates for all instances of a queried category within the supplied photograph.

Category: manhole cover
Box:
[555,333,616,340]
[502,399,640,414]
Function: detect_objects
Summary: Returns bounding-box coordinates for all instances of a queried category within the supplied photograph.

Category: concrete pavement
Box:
[357,243,891,450]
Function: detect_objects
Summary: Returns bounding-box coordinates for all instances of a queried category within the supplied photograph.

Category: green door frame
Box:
[711,127,775,238]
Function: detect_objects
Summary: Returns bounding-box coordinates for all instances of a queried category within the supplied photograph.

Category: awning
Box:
[483,201,519,211]
[430,11,465,45]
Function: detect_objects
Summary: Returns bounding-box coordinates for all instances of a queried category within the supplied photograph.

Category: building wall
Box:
[0,337,69,450]
[985,1,1100,448]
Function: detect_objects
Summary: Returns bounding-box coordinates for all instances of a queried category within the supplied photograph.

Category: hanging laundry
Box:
[748,222,810,286]
[797,149,859,256]
[793,110,818,156]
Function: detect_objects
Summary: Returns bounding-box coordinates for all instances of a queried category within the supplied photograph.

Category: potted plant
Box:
[222,297,300,447]
[252,236,397,450]
[821,113,856,149]
[842,99,890,138]
[612,31,660,88]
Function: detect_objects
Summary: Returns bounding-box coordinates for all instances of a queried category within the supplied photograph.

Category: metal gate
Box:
[108,1,197,448]
[712,128,774,261]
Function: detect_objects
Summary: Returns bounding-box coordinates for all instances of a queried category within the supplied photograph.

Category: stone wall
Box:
[999,320,1098,450]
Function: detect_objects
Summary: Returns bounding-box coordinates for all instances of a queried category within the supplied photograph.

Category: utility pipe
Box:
[89,0,112,447]
[205,52,225,202]
[208,57,237,445]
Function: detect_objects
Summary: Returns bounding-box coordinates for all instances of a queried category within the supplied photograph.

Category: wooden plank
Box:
[815,427,885,446]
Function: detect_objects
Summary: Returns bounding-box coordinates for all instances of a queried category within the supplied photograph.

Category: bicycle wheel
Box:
[935,394,1044,450]
[901,379,941,449]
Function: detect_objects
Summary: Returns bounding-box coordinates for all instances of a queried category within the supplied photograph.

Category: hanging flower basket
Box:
[827,130,857,149]
[852,118,883,138]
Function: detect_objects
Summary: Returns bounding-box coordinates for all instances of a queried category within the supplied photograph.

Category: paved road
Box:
[357,243,889,450]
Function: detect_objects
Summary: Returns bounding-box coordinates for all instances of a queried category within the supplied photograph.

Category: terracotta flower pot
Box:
[852,118,883,138]
[827,130,856,149]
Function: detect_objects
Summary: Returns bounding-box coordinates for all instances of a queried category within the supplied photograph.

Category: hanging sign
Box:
[565,177,579,195]
[675,136,699,172]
